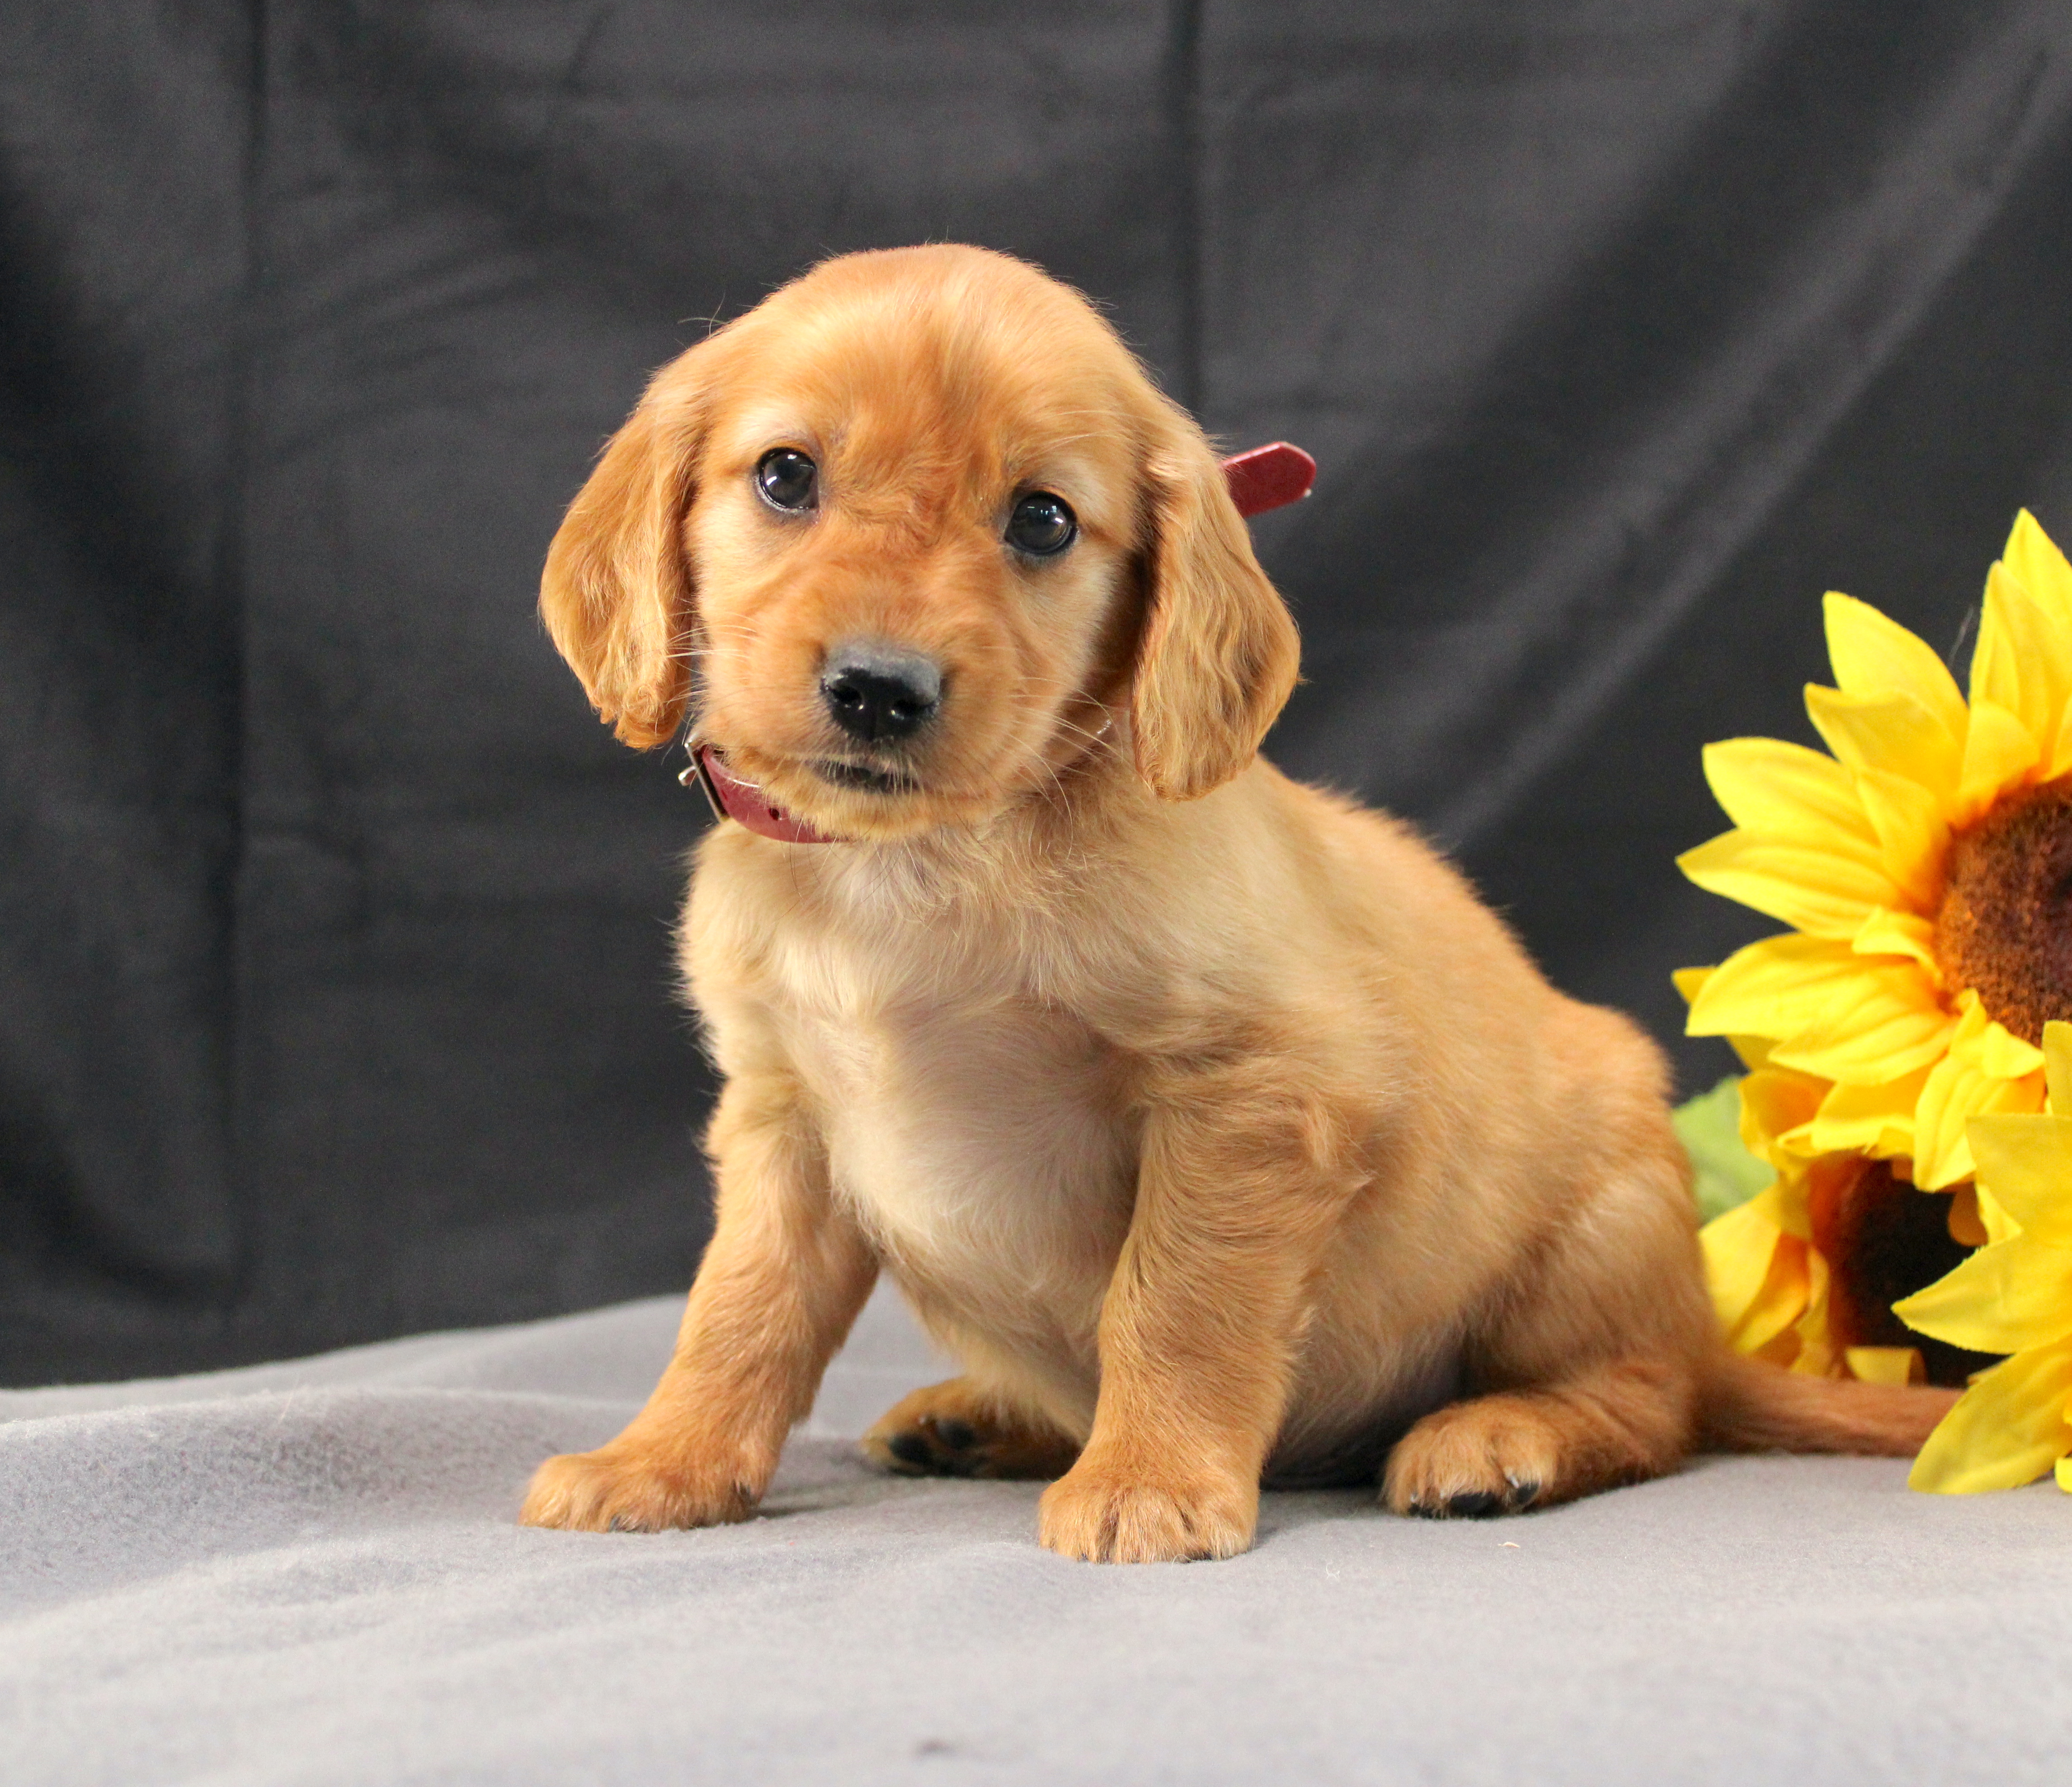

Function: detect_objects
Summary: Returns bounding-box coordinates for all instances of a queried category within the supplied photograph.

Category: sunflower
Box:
[1676,512,2072,1379]
[1896,1021,2072,1493]
[1669,1016,1955,1385]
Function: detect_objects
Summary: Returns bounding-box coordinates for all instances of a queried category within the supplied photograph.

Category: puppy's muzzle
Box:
[820,644,942,744]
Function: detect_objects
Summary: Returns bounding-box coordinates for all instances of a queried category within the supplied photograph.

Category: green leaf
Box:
[1674,1075,1773,1222]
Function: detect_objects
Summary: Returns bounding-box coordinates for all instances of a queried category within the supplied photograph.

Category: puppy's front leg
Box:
[1039,1062,1357,1563]
[521,1074,873,1532]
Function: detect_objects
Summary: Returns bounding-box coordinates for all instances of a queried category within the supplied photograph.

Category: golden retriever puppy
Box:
[519,244,1952,1562]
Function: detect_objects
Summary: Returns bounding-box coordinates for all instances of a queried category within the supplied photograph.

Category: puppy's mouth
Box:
[811,759,919,796]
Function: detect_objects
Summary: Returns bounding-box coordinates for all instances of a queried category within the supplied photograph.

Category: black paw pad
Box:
[886,1432,934,1469]
[1504,1478,1543,1510]
[932,1417,978,1452]
[1442,1489,1503,1518]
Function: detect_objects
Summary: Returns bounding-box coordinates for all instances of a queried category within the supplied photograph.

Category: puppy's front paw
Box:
[1382,1395,1562,1518]
[1037,1456,1256,1563]
[518,1440,763,1533]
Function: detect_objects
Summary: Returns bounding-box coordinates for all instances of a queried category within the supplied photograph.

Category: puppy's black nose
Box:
[820,646,942,743]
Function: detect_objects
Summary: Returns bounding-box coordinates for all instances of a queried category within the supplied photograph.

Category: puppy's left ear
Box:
[1130,414,1301,800]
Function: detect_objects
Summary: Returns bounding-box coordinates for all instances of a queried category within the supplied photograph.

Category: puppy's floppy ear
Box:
[539,363,703,749]
[1129,410,1301,800]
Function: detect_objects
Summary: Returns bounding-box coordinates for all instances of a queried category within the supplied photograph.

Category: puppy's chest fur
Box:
[703,846,1141,1362]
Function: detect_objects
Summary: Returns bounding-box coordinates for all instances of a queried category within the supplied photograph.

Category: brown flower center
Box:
[1931,773,2072,1046]
[1811,1158,1994,1387]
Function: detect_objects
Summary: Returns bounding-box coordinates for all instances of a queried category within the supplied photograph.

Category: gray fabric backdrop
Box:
[5,1285,2070,1786]
[5,1,2072,1380]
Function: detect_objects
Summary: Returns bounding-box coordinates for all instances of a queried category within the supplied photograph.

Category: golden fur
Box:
[520,245,1953,1561]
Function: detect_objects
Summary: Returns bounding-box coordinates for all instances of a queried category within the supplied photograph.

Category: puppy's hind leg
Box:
[863,1377,1081,1480]
[1384,1101,1714,1518]
[1382,1358,1698,1517]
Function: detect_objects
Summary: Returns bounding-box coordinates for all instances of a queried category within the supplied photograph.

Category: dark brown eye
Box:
[1005,491,1076,557]
[756,448,817,512]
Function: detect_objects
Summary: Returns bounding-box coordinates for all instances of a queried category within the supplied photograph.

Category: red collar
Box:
[1219,440,1316,519]
[682,743,835,843]
[682,441,1314,844]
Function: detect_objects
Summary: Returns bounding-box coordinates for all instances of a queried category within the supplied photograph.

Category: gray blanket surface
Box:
[3,1284,2067,1786]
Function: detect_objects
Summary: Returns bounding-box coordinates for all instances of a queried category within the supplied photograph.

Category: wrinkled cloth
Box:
[3,1284,2068,1786]
[11,4,2072,1380]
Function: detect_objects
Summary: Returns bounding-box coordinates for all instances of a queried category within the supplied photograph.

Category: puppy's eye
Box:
[755,448,818,512]
[1005,491,1076,557]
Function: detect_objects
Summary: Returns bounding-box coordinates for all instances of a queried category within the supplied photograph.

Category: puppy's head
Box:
[541,245,1298,838]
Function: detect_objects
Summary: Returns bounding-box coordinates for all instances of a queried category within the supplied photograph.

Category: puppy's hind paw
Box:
[861,1377,1079,1481]
[1382,1395,1563,1519]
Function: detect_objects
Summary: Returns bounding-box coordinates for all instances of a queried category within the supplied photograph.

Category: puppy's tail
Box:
[1695,1349,1958,1456]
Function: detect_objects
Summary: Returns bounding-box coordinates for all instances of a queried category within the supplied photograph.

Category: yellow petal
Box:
[1686,934,1878,1034]
[1686,933,1950,1084]
[1851,906,1942,980]
[1774,1027,1956,1088]
[2002,510,2072,638]
[1700,1195,1779,1330]
[1768,998,1956,1089]
[1912,1048,1979,1193]
[1845,1346,1924,1386]
[1751,1169,1814,1243]
[1979,1020,2048,1083]
[1849,771,1950,912]
[2046,1021,2072,1116]
[1808,1069,1929,1158]
[1897,1233,2072,1353]
[1968,1111,2072,1246]
[1823,592,1969,740]
[1805,685,1962,806]
[1792,1339,1840,1378]
[2051,699,2072,783]
[1969,560,2069,748]
[1956,696,2041,825]
[1702,738,1883,850]
[1672,966,1773,1068]
[1908,1336,2072,1493]
[1790,1245,1838,1377]
[2058,1454,2072,1492]
[1727,1034,1773,1072]
[1911,994,2047,1190]
[1676,970,1781,1069]
[1676,830,1898,938]
[1739,1067,1827,1170]
[1976,1179,2024,1247]
[1701,1198,1799,1349]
